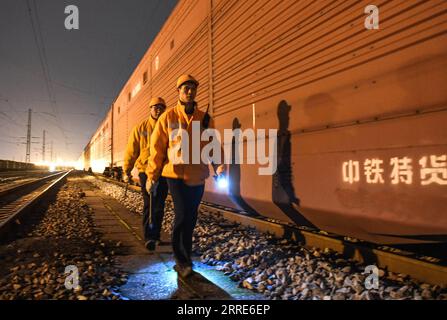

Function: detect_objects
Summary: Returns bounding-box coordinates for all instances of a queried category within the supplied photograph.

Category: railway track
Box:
[0,170,55,190]
[0,170,71,237]
[93,173,447,287]
[0,174,129,300]
[0,170,46,177]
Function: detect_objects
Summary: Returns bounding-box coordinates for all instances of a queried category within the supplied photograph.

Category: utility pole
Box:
[111,104,114,169]
[25,108,32,163]
[42,130,46,162]
[50,141,53,162]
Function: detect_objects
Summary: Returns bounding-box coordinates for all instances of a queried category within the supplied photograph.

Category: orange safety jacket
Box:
[146,102,224,186]
[123,116,157,174]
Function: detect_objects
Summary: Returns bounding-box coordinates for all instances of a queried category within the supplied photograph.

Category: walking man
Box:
[123,97,168,251]
[145,75,225,277]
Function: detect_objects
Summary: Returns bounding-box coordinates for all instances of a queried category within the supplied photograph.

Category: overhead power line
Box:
[0,52,115,100]
[25,0,68,148]
[0,94,27,124]
[0,139,22,146]
[0,111,24,128]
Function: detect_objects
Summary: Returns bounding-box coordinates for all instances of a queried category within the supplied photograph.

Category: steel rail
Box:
[0,170,71,236]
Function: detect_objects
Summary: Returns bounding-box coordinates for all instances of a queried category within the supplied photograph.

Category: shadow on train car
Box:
[228,117,259,217]
[272,100,315,229]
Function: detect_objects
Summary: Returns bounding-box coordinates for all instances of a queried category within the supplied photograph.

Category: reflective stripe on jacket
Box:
[123,116,157,173]
[146,102,224,186]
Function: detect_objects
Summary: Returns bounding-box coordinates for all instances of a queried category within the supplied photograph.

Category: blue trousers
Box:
[166,178,204,265]
[139,173,168,241]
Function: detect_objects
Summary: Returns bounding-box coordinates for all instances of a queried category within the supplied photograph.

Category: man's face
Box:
[178,82,197,103]
[150,104,166,119]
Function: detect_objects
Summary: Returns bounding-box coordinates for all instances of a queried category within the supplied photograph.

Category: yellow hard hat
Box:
[176,74,199,89]
[149,97,166,107]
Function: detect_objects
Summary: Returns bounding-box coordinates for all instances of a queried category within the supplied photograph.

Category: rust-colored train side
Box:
[83,109,112,173]
[82,0,447,244]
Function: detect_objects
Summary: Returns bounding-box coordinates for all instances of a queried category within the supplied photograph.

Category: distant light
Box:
[91,159,107,173]
[49,164,56,172]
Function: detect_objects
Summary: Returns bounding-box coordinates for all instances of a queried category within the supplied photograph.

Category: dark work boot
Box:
[145,240,156,251]
[174,263,193,278]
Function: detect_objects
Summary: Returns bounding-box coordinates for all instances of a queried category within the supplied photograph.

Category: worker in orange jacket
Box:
[123,97,168,251]
[146,75,225,278]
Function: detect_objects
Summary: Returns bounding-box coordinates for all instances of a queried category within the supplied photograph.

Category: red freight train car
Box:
[83,0,447,244]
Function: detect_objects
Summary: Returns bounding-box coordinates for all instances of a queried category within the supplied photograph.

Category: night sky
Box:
[0,0,178,163]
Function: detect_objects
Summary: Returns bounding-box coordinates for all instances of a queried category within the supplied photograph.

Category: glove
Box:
[215,165,225,177]
[145,179,159,195]
[123,171,132,183]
